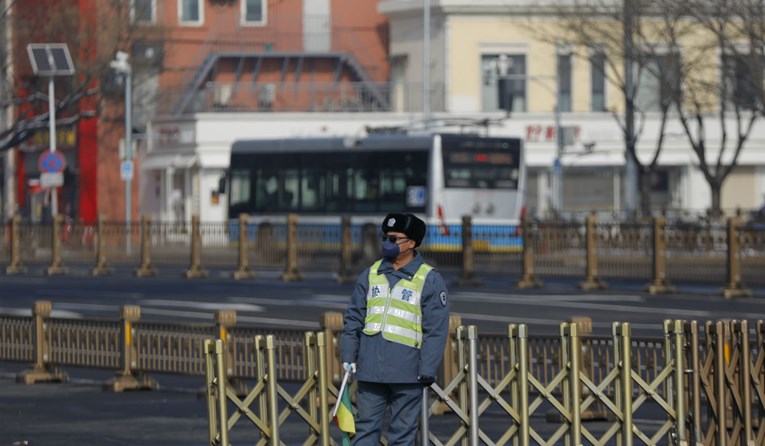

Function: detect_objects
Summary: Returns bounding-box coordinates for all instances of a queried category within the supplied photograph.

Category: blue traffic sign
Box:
[38,150,66,173]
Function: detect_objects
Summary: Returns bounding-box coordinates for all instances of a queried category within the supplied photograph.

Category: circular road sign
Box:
[38,150,67,173]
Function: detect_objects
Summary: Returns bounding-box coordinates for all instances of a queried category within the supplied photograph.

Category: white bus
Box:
[227,133,525,251]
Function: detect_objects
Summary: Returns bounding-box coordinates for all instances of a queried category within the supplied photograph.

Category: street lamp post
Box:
[110,51,133,252]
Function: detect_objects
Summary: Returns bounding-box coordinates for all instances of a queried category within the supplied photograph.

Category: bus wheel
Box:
[361,223,378,263]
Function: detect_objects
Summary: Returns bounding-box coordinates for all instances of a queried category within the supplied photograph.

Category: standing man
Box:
[341,213,450,445]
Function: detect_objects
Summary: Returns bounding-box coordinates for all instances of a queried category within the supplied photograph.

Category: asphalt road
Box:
[0,268,762,337]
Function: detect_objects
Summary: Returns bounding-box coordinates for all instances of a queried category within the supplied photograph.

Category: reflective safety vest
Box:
[362,260,434,348]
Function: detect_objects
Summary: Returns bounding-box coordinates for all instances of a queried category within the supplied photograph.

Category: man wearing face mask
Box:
[340,213,449,445]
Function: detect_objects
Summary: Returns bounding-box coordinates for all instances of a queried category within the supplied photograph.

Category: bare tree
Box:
[1,0,167,152]
[672,0,764,215]
[524,0,686,216]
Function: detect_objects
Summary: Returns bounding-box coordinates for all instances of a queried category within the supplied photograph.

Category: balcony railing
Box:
[155,81,447,115]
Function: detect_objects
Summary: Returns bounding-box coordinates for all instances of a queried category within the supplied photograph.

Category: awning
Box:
[140,153,198,170]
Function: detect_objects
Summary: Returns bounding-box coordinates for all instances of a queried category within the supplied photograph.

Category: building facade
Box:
[137,1,764,222]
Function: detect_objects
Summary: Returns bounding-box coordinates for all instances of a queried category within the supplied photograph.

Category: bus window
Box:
[229,169,251,216]
[442,138,521,189]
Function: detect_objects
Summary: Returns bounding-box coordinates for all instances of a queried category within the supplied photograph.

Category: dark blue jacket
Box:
[340,251,450,383]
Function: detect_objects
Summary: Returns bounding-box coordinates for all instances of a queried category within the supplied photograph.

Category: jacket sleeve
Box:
[340,269,369,364]
[418,270,450,378]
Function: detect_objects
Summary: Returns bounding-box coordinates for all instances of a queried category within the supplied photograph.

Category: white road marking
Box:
[138,299,265,313]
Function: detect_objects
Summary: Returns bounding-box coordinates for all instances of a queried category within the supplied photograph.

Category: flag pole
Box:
[332,369,351,418]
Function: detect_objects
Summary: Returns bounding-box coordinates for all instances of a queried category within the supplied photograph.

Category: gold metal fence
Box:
[201,319,765,446]
[3,213,765,294]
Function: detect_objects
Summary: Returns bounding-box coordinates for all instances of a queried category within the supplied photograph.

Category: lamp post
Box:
[110,51,132,252]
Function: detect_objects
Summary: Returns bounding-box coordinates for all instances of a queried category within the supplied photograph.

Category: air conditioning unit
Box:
[213,84,232,107]
[258,84,275,110]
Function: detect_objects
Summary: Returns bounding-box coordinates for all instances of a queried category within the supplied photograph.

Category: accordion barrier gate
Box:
[2,302,764,445]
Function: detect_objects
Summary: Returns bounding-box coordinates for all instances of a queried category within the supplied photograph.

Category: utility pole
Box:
[623,0,638,218]
[423,0,431,128]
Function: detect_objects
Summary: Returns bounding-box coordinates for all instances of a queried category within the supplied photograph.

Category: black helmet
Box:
[381,213,426,247]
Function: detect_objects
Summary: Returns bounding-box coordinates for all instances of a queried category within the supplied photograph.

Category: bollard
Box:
[105,305,157,392]
[92,214,113,276]
[214,309,248,396]
[457,215,482,286]
[135,215,158,277]
[17,301,67,384]
[723,217,752,298]
[281,213,302,281]
[46,214,68,276]
[578,213,607,290]
[337,215,355,284]
[233,213,256,280]
[517,215,543,289]
[647,216,675,294]
[320,311,344,385]
[186,215,209,278]
[6,214,27,275]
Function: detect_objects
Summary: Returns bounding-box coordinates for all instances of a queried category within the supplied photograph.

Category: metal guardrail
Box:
[2,301,762,444]
[3,213,765,295]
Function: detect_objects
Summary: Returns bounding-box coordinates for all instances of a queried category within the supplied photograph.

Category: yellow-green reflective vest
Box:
[362,260,433,348]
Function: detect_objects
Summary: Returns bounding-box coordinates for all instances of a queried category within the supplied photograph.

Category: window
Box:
[242,0,266,25]
[590,51,606,111]
[132,0,155,24]
[482,54,526,112]
[228,150,429,216]
[722,51,763,111]
[557,52,572,112]
[634,52,681,112]
[179,0,203,25]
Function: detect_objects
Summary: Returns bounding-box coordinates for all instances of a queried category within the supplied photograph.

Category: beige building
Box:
[142,0,765,223]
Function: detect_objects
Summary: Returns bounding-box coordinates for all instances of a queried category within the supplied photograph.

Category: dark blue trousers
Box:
[351,381,423,446]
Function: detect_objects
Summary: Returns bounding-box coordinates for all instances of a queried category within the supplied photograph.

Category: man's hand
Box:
[342,362,356,375]
[418,375,435,385]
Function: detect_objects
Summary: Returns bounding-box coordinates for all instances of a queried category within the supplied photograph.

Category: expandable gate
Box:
[203,320,765,446]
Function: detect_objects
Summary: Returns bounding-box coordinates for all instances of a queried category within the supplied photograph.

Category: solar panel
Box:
[26,43,74,76]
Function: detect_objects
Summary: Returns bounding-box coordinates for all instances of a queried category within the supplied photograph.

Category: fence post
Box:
[92,214,112,276]
[320,311,344,385]
[17,300,67,384]
[234,213,255,280]
[337,215,355,284]
[46,214,67,275]
[6,214,26,275]
[186,215,208,278]
[204,339,230,446]
[578,213,607,290]
[265,335,281,445]
[316,332,331,446]
[467,325,480,446]
[647,216,675,294]
[215,309,246,396]
[617,322,633,446]
[136,215,158,277]
[568,322,583,446]
[105,305,157,392]
[723,217,752,298]
[517,215,543,289]
[281,213,302,282]
[458,215,482,286]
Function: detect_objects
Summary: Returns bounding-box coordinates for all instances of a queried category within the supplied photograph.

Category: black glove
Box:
[418,375,435,385]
